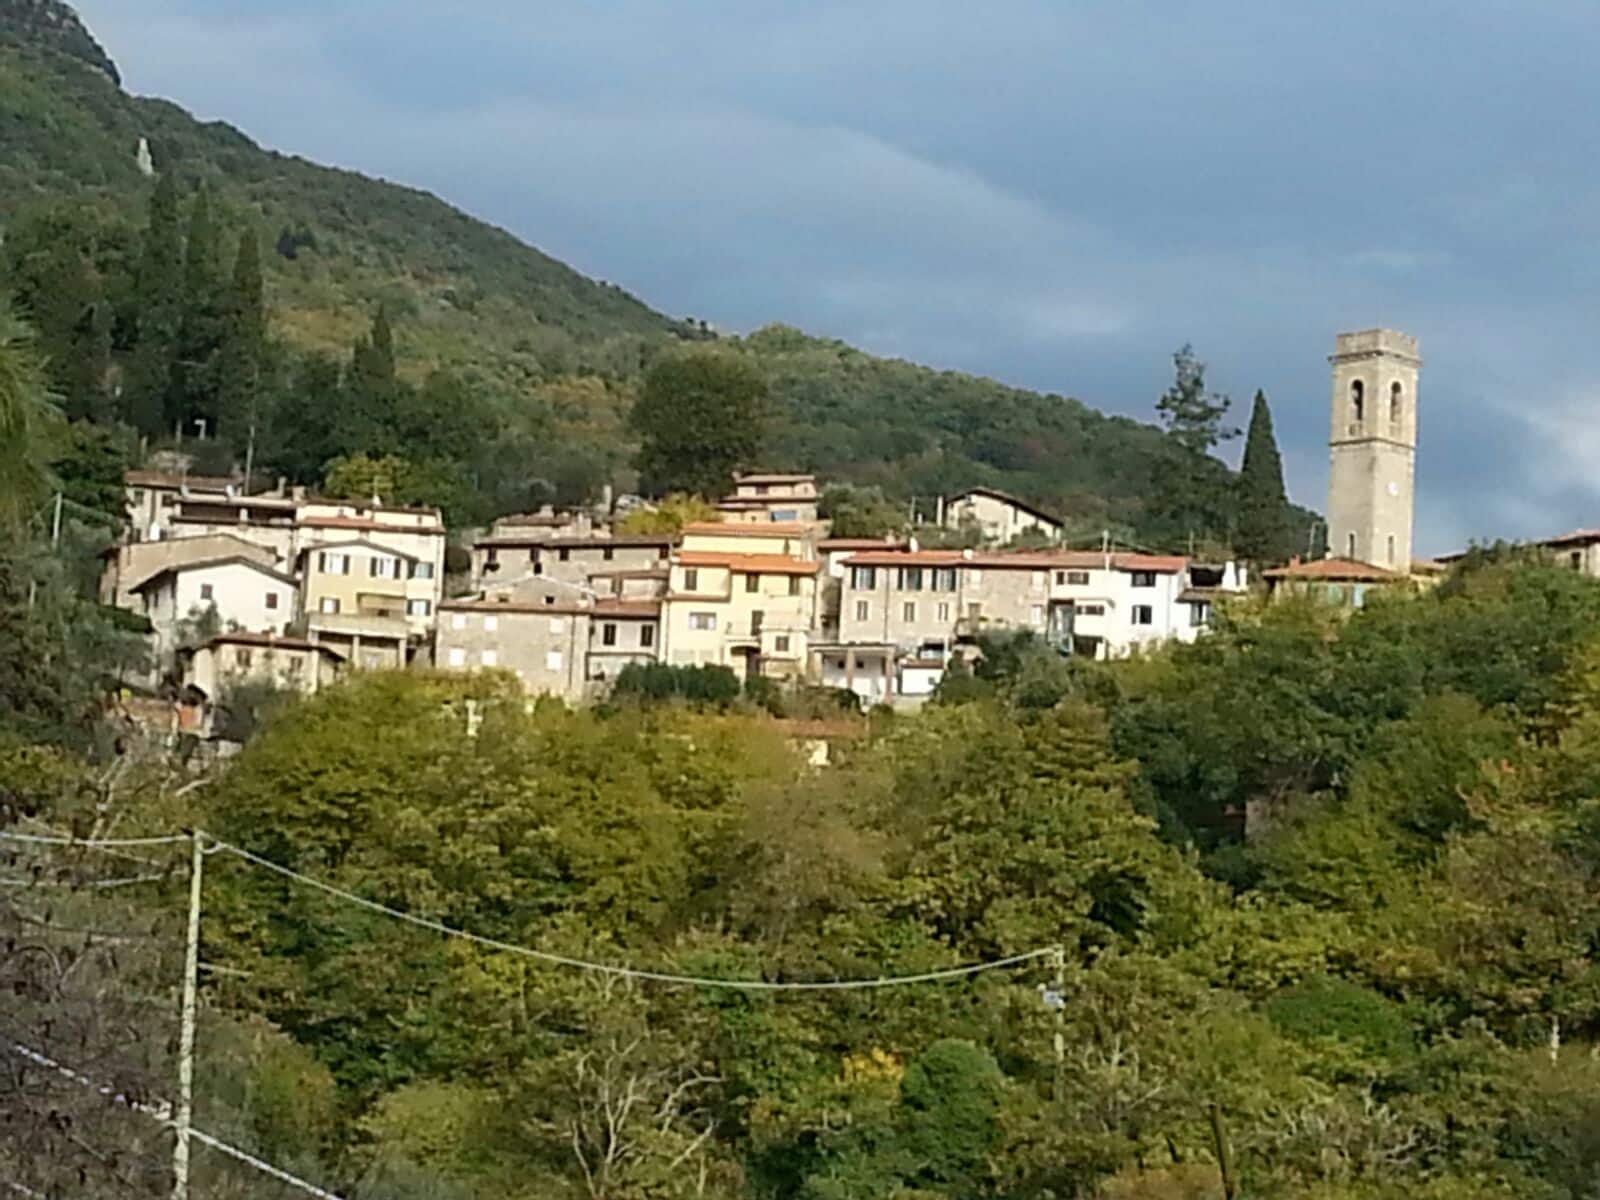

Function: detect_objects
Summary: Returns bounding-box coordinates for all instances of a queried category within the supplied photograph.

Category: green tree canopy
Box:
[631,349,768,497]
[1236,388,1293,563]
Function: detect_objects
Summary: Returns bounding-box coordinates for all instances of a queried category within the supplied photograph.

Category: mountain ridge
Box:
[0,3,1316,548]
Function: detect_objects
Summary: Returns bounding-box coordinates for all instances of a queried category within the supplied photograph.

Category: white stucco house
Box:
[131,554,300,675]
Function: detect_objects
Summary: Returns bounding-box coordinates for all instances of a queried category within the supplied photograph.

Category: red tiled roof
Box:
[819,538,905,551]
[1541,529,1600,547]
[1262,557,1401,582]
[677,551,822,575]
[591,600,662,617]
[841,549,1186,573]
[734,472,816,484]
[681,522,814,539]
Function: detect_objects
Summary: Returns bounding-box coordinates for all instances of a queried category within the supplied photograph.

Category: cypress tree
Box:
[176,186,228,431]
[217,230,266,452]
[126,172,184,434]
[1235,389,1291,563]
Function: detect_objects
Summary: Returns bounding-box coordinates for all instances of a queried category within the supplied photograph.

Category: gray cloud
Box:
[71,0,1600,554]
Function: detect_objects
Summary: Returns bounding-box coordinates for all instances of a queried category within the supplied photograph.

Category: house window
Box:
[690,612,717,631]
[319,552,350,575]
[775,635,791,653]
[1078,604,1106,616]
[902,601,917,622]
[1571,551,1584,571]
[406,599,431,617]
[485,549,499,570]
[1130,571,1156,588]
[410,561,435,579]
[1190,601,1211,627]
[658,546,669,560]
[937,602,950,622]
[640,625,655,648]
[1058,570,1090,586]
[234,648,252,668]
[200,583,214,601]
[897,567,924,591]
[481,649,498,667]
[602,547,614,561]
[546,650,564,671]
[484,615,499,633]
[448,647,466,667]
[265,592,279,610]
[558,548,571,562]
[933,567,958,591]
[751,610,765,635]
[745,572,760,593]
[1030,605,1045,625]
[1132,605,1154,626]
[1387,534,1396,565]
[602,623,618,646]
[451,613,467,630]
[319,596,341,614]
[854,600,870,622]
[788,575,801,596]
[286,656,304,676]
[684,568,700,591]
[851,566,877,590]
[1346,532,1357,559]
[370,556,399,579]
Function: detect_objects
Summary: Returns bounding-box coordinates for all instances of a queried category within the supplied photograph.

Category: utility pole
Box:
[50,492,63,548]
[172,832,204,1199]
[1051,944,1066,1104]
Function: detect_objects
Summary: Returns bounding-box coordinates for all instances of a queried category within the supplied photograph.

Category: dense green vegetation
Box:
[10,560,1600,1196]
[0,15,1314,548]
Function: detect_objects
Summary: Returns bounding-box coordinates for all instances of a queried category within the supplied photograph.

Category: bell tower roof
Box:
[1330,328,1421,366]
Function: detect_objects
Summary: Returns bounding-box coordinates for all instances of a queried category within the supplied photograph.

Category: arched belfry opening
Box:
[1350,379,1365,425]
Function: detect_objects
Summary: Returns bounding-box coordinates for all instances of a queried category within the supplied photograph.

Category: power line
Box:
[209,834,1057,991]
[6,1038,347,1200]
[0,831,190,848]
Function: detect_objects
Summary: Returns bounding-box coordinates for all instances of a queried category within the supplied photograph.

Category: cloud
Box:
[67,0,1600,554]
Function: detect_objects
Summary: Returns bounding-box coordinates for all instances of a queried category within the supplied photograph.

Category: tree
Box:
[631,349,767,497]
[0,296,61,537]
[1235,389,1292,564]
[819,484,905,539]
[1151,344,1237,543]
[176,185,229,431]
[127,172,184,434]
[217,228,265,457]
[616,493,722,534]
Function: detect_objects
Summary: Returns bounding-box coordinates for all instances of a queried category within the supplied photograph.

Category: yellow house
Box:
[661,551,821,681]
[679,522,817,559]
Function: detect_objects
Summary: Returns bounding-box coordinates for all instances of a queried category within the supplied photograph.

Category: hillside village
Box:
[21,5,1600,1200]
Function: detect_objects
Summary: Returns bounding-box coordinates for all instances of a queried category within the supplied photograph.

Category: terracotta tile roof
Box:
[441,598,591,616]
[819,538,905,551]
[541,535,675,549]
[681,522,815,538]
[296,537,421,562]
[1262,557,1401,582]
[590,600,662,617]
[946,486,1063,527]
[677,551,822,575]
[734,472,816,484]
[840,548,1187,573]
[130,555,299,591]
[1540,528,1600,547]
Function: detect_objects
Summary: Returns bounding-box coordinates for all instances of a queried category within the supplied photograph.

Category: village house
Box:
[291,537,439,670]
[1261,557,1407,605]
[818,547,1239,704]
[131,554,300,674]
[434,576,663,700]
[180,632,344,703]
[660,550,822,681]
[472,532,674,592]
[100,531,281,611]
[942,487,1063,545]
[716,473,821,525]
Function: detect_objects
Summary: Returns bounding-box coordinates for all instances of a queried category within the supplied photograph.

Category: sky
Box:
[69,1,1600,555]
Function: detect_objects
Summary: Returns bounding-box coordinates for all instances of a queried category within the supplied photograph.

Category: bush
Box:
[611,661,741,707]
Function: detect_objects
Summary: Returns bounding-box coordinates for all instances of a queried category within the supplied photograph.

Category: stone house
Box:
[660,551,822,680]
[942,487,1063,545]
[131,554,300,673]
[716,473,821,525]
[472,532,674,592]
[100,531,280,611]
[180,632,343,704]
[1261,557,1405,606]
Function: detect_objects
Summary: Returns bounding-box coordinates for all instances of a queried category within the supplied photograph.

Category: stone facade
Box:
[1327,329,1419,570]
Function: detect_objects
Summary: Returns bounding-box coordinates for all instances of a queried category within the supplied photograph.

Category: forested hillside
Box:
[0,7,1314,547]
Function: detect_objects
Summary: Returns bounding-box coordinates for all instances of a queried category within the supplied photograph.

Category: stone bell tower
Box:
[1327,329,1419,570]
